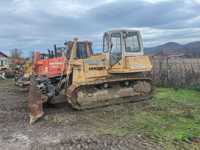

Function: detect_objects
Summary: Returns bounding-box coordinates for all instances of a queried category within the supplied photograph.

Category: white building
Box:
[0,51,9,70]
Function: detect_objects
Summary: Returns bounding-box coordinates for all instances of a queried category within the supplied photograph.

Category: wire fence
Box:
[151,56,200,89]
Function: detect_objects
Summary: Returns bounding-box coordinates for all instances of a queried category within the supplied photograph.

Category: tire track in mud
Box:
[0,80,162,150]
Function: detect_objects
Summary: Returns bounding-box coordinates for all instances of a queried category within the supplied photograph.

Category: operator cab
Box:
[103,30,144,66]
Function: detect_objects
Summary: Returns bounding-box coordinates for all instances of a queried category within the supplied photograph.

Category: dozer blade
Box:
[28,76,44,124]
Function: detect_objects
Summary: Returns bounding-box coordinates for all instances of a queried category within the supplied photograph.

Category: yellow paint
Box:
[23,61,32,78]
[109,55,152,73]
[72,54,152,85]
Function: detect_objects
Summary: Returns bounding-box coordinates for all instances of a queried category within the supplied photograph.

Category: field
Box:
[0,80,200,150]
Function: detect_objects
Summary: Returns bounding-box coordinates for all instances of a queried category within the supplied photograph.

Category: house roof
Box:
[0,51,8,58]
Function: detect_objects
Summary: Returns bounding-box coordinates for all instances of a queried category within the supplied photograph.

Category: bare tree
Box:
[10,48,22,59]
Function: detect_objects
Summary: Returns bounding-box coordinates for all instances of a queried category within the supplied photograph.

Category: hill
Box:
[145,41,200,57]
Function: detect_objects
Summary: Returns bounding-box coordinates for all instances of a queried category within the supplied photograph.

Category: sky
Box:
[0,0,200,56]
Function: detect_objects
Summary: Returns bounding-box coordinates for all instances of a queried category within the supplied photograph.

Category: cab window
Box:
[111,33,121,53]
[125,32,141,52]
[110,33,122,66]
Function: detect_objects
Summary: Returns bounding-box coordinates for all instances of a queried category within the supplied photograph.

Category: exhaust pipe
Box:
[48,50,51,58]
[54,44,57,57]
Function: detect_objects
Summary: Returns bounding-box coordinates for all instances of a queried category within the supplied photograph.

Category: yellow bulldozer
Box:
[28,29,153,124]
[15,61,32,91]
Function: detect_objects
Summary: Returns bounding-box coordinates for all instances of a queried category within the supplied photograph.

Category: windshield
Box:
[125,32,141,53]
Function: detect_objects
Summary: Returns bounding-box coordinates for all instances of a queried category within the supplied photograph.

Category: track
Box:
[67,79,153,110]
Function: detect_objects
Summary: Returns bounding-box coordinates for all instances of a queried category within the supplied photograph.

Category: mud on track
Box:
[0,80,162,150]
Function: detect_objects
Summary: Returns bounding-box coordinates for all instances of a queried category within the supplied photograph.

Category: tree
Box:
[10,48,24,66]
[10,48,22,59]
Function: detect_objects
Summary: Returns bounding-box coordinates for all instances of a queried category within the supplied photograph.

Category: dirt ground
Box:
[0,80,162,150]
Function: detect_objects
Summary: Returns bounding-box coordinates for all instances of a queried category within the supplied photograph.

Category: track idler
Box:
[28,76,44,124]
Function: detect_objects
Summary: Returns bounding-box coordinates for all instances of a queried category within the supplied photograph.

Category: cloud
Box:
[140,27,200,46]
[0,0,199,56]
[88,0,199,28]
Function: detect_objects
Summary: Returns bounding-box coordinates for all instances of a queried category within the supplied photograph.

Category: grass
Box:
[95,88,200,149]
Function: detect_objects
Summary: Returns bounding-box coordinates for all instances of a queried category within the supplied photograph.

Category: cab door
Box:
[109,32,122,66]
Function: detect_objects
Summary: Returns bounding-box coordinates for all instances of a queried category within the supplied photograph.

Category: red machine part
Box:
[33,52,65,78]
[47,57,65,78]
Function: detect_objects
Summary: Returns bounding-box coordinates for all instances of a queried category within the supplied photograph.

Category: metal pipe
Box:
[54,44,57,57]
[51,50,54,58]
[48,50,51,58]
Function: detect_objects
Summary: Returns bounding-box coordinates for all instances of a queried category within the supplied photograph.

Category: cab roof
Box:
[105,29,140,34]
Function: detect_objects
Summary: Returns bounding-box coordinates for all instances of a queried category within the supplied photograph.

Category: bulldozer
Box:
[28,29,153,124]
[15,61,32,91]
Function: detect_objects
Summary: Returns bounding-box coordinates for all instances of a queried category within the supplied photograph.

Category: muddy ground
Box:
[0,80,162,150]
